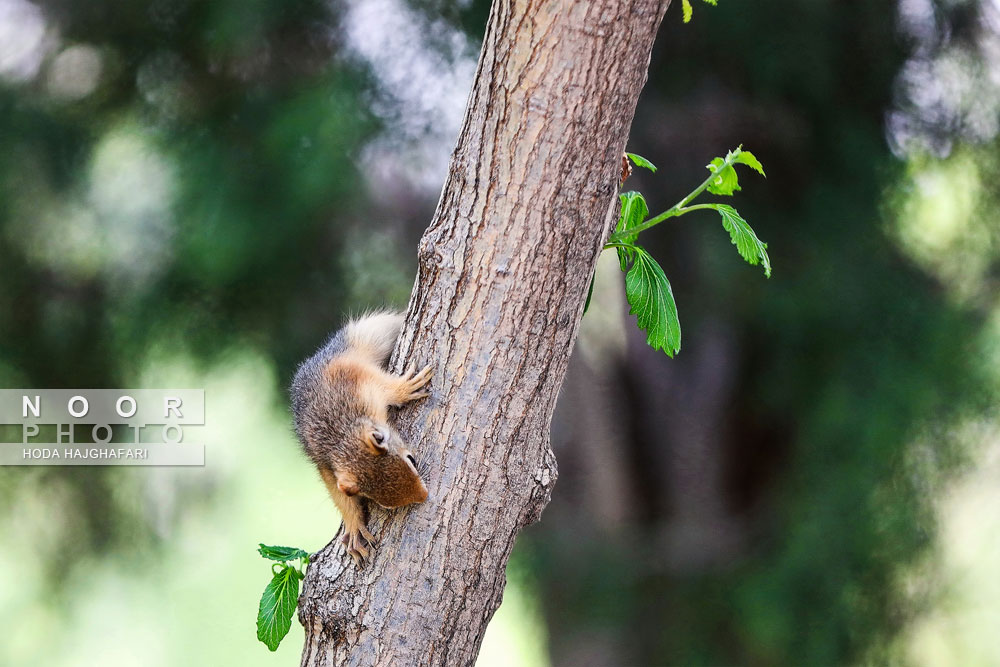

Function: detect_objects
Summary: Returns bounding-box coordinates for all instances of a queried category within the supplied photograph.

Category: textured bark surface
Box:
[299,1,670,665]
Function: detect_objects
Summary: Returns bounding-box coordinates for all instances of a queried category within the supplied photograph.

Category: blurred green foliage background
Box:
[0,0,998,665]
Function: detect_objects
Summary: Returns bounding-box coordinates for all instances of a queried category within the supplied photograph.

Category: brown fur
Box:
[290,311,432,564]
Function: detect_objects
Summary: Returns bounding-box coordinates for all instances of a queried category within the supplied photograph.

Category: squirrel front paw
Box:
[393,363,433,405]
[342,523,376,565]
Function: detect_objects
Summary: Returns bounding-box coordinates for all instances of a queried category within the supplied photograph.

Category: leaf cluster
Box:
[256,543,310,651]
[594,147,770,357]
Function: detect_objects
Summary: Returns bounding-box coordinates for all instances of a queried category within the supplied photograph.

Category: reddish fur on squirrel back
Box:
[290,311,432,563]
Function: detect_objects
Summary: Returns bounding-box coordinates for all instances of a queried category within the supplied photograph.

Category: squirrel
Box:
[290,311,432,564]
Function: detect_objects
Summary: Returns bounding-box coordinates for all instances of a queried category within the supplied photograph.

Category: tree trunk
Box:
[298,1,671,664]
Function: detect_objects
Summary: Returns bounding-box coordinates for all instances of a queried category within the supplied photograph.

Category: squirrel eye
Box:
[406,454,417,466]
[372,431,385,444]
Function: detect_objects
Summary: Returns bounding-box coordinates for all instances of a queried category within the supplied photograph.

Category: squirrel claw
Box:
[343,522,376,564]
[398,364,433,403]
[343,529,372,563]
[414,364,433,382]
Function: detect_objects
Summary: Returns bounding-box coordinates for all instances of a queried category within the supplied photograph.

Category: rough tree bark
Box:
[299,1,671,664]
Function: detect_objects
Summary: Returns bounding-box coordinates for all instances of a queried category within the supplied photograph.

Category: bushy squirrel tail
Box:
[343,310,405,366]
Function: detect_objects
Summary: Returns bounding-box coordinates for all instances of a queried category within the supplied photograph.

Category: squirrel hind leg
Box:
[318,467,377,565]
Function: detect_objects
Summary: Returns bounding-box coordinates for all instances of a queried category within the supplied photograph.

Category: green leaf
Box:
[616,245,634,272]
[706,157,741,196]
[714,204,771,277]
[681,0,717,22]
[616,191,648,244]
[615,191,647,270]
[258,544,309,563]
[734,150,766,177]
[625,152,657,172]
[257,564,302,651]
[624,246,681,357]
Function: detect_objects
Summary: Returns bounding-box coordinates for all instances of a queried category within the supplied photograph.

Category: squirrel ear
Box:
[336,469,360,496]
[364,429,389,455]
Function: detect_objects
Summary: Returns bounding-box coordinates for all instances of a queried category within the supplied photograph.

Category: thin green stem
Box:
[675,203,722,215]
[675,147,740,210]
[606,147,742,246]
[607,208,679,244]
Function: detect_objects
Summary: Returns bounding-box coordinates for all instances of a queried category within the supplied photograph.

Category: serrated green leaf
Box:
[625,152,657,172]
[615,191,647,271]
[257,565,302,651]
[616,245,634,272]
[258,544,309,562]
[706,157,741,196]
[714,204,771,277]
[624,247,681,357]
[616,191,648,243]
[734,150,766,177]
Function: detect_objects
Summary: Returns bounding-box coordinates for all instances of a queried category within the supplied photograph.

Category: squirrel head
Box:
[337,418,428,508]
